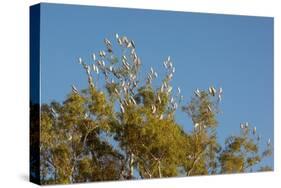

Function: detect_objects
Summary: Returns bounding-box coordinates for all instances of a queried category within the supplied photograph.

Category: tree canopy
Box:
[39,34,272,185]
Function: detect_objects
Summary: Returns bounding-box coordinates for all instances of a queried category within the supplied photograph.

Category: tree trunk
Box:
[129,153,134,179]
[158,160,162,178]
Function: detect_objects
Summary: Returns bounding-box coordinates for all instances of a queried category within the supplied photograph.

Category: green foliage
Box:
[39,35,272,184]
[218,127,270,174]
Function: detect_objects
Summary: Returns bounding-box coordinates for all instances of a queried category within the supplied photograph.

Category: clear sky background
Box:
[40,3,274,169]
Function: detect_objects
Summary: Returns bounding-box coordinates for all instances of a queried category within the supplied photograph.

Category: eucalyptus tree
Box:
[39,34,272,184]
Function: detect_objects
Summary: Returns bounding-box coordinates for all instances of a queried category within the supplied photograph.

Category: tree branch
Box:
[187,144,208,176]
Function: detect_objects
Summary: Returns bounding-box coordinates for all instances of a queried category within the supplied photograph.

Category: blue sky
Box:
[40,3,274,168]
